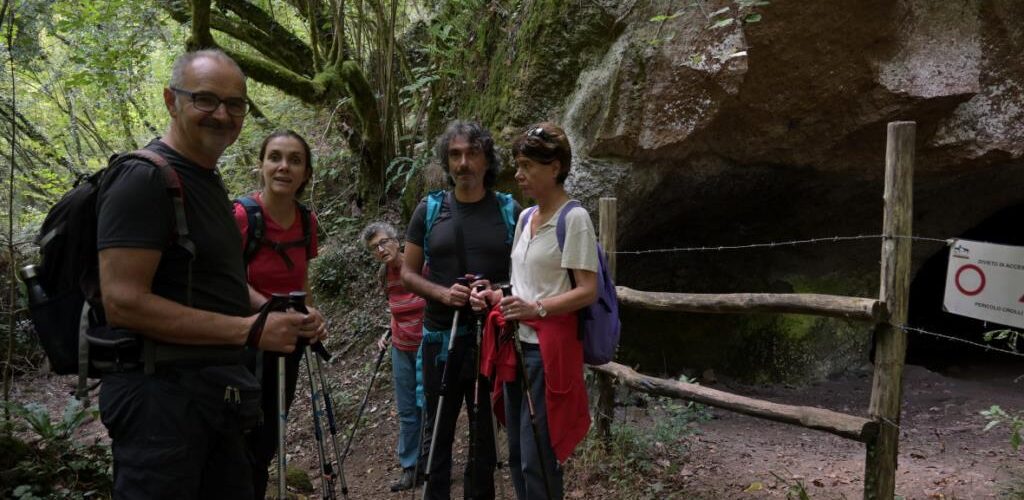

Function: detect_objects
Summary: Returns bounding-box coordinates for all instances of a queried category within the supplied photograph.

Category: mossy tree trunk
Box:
[160,0,386,203]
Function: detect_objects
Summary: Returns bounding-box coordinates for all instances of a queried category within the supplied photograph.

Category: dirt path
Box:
[660,364,1024,498]
[11,359,1024,499]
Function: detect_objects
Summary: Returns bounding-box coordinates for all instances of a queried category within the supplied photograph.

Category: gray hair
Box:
[360,222,398,246]
[168,49,246,89]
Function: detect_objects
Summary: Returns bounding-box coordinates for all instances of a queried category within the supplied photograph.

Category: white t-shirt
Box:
[510,200,599,344]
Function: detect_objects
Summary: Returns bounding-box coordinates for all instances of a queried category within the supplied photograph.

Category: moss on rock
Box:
[432,0,619,128]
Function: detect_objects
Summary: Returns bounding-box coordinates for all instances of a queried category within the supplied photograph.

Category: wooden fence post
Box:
[864,121,915,499]
[596,197,617,440]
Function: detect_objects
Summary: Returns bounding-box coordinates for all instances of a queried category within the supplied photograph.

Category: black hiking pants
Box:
[99,364,262,500]
[421,332,497,500]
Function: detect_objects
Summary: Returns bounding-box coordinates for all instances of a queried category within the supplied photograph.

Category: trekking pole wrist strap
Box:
[246,300,275,348]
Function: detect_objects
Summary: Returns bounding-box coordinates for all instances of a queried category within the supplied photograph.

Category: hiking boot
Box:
[390,467,417,492]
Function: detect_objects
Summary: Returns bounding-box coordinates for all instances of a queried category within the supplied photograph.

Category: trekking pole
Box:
[303,347,336,499]
[259,294,291,500]
[475,285,507,500]
[290,294,337,500]
[290,293,351,498]
[277,351,287,499]
[501,284,556,500]
[338,327,390,468]
[420,277,470,500]
[313,350,350,498]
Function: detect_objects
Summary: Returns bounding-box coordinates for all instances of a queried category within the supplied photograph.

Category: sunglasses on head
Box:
[527,127,553,141]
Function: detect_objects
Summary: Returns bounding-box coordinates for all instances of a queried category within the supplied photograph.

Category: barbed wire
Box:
[610,234,953,255]
[898,324,1024,358]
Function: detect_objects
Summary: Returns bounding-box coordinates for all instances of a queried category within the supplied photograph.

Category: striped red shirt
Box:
[386,264,425,351]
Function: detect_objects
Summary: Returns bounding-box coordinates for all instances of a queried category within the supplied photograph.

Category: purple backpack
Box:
[523,201,620,365]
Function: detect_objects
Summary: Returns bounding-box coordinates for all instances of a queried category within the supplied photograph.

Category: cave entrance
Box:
[907,202,1024,377]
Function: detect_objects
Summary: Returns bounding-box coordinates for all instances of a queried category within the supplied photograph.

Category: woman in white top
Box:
[472,122,598,499]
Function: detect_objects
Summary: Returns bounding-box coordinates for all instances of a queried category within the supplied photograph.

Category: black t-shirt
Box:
[96,139,250,320]
[407,191,521,330]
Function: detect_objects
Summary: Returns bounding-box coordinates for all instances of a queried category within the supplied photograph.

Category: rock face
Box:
[449,0,1024,382]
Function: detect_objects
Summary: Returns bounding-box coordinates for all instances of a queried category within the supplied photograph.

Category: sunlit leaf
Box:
[711,17,734,29]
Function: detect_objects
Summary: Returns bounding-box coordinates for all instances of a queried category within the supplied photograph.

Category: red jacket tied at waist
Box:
[480,307,590,462]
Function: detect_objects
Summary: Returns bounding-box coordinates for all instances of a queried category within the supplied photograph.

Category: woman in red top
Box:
[234,130,326,499]
[363,221,427,491]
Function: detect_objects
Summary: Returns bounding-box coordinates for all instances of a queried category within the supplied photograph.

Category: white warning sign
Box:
[943,239,1024,329]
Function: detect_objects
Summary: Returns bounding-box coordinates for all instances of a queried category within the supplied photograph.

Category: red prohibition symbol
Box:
[955,264,986,296]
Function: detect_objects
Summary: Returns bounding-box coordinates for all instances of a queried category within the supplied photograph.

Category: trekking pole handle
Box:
[289,291,332,362]
[288,291,309,313]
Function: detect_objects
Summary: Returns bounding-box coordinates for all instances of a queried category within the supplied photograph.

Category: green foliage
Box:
[1,398,112,499]
[569,390,709,498]
[650,13,682,23]
[770,471,811,500]
[385,151,429,201]
[423,0,618,128]
[708,0,770,29]
[982,405,1024,451]
[7,399,91,442]
[983,329,1021,353]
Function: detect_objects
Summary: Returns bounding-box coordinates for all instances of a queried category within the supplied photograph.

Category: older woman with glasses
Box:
[361,222,427,492]
[472,122,597,499]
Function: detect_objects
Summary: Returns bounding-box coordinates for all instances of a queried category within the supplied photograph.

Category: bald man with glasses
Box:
[95,49,315,499]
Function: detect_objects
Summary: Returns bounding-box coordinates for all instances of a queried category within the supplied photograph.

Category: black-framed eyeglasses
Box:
[170,87,249,117]
[371,237,395,250]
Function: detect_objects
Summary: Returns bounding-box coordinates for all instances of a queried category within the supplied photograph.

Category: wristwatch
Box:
[535,300,548,318]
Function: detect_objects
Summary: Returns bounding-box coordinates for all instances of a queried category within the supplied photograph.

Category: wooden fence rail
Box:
[591,121,917,499]
[590,362,879,443]
[617,287,886,322]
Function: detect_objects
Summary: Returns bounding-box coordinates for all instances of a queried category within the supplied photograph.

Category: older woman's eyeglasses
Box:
[371,237,395,250]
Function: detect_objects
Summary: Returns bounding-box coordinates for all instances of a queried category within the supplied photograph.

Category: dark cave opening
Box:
[907,201,1024,376]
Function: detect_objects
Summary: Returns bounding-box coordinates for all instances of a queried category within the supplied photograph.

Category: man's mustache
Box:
[199,116,232,130]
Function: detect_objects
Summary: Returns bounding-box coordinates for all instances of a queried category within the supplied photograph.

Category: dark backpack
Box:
[28,149,191,395]
[522,200,620,365]
[234,195,313,269]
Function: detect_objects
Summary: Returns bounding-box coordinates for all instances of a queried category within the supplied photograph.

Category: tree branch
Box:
[160,0,314,77]
[283,0,334,57]
[188,0,216,49]
[226,48,328,104]
[214,0,315,75]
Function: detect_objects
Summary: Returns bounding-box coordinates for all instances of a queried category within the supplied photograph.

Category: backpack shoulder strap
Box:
[296,201,313,261]
[555,200,581,251]
[122,149,196,260]
[521,205,539,235]
[422,190,446,264]
[494,191,518,245]
[556,200,583,288]
[235,195,264,263]
[118,149,196,307]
